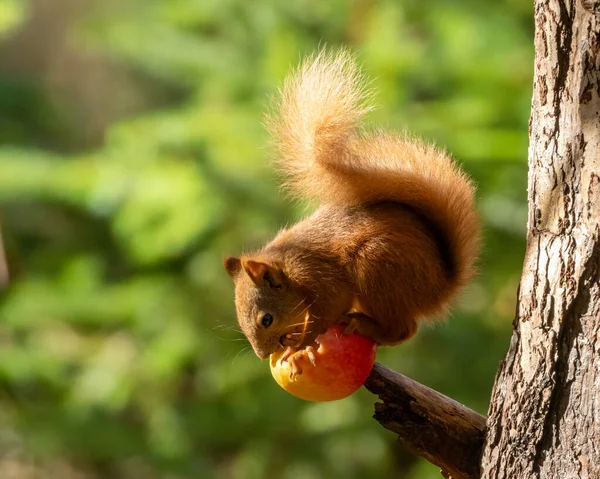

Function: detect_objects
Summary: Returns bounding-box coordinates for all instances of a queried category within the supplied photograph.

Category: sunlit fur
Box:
[226,49,480,358]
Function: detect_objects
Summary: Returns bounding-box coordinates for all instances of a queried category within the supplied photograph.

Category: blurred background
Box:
[0,0,531,478]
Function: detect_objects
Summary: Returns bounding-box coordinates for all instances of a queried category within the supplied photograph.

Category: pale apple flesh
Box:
[269,324,377,402]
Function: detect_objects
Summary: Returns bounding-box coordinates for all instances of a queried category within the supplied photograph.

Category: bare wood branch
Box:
[364,363,486,479]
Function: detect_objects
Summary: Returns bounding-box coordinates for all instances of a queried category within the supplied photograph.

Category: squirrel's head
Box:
[224,256,312,359]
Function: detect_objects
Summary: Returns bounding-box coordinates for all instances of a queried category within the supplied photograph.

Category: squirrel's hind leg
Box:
[343,312,417,346]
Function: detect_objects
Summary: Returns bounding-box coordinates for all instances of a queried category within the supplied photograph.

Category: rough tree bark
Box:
[480,0,600,477]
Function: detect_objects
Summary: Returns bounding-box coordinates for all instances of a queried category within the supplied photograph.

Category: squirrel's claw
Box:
[288,357,303,380]
[280,346,303,380]
[281,346,317,380]
[280,346,296,363]
[305,346,316,366]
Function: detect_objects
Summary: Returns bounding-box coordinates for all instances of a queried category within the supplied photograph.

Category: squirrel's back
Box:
[267,49,479,295]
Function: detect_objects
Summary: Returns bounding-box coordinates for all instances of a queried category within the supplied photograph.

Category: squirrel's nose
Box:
[253,347,270,360]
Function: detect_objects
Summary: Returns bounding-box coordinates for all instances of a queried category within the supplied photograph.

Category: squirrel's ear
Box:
[242,258,285,289]
[224,257,242,278]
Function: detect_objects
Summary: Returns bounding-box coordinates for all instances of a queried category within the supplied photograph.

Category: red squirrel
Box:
[224,50,480,377]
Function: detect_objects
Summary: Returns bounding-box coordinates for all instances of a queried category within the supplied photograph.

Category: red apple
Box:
[269,324,377,402]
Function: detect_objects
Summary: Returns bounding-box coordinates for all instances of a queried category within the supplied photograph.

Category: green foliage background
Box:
[0,1,531,478]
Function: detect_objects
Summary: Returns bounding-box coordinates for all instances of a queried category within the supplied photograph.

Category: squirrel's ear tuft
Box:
[224,257,242,278]
[242,258,285,289]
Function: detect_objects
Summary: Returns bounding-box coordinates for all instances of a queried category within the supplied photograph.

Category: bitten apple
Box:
[269,324,377,402]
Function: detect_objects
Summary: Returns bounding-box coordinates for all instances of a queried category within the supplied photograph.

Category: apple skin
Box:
[269,324,377,402]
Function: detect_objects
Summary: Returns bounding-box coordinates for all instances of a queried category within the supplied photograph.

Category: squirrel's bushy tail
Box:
[267,50,480,290]
[266,49,373,195]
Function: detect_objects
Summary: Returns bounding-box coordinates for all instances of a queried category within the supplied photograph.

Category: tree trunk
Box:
[480,1,600,477]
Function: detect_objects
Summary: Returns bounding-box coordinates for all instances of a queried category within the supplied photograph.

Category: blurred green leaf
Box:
[0,0,532,477]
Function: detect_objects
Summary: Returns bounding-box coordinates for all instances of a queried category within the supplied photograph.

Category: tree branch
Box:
[364,363,486,479]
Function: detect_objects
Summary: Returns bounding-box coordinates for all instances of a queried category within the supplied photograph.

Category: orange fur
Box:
[225,49,480,359]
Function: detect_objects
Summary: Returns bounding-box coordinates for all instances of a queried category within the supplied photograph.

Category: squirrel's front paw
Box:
[280,346,317,381]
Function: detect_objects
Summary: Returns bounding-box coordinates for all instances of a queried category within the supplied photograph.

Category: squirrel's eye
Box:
[261,313,274,328]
